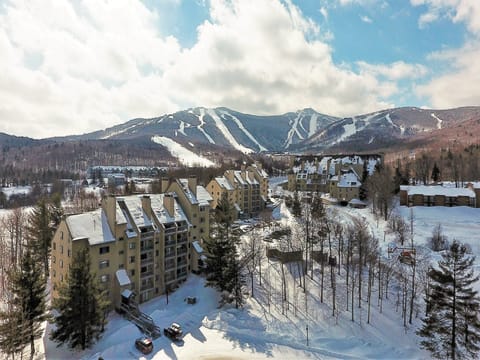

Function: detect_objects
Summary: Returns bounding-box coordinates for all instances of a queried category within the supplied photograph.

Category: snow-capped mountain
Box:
[295,106,480,152]
[65,107,339,153]
[60,106,480,154]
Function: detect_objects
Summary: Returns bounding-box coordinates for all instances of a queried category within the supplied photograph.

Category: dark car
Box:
[135,337,153,354]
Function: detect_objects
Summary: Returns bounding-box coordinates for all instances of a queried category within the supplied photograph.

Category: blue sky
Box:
[0,0,479,138]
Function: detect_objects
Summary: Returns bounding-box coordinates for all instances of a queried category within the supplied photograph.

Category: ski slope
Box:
[151,136,216,167]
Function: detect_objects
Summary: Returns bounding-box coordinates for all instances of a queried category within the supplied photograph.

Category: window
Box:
[100,274,110,283]
[119,264,124,269]
[67,249,71,257]
[99,246,110,254]
[99,260,109,269]
[130,256,135,263]
[60,231,63,240]
[60,245,63,254]
[130,269,135,276]
[59,260,63,268]
[129,242,135,250]
[52,255,56,264]
[119,237,124,241]
[60,274,63,281]
[53,242,56,250]
[119,250,124,255]
[53,269,56,277]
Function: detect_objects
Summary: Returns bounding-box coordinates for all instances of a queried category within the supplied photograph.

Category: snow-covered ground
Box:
[3,193,480,359]
[151,136,217,167]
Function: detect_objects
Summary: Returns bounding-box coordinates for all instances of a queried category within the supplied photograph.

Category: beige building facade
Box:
[207,162,269,218]
[51,180,212,307]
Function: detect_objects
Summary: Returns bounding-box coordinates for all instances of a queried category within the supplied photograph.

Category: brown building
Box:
[399,185,477,207]
[51,183,212,308]
[207,162,269,218]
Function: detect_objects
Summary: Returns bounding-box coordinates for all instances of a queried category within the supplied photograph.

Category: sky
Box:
[0,0,479,139]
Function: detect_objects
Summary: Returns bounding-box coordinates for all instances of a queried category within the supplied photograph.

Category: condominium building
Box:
[50,180,212,307]
[207,162,269,219]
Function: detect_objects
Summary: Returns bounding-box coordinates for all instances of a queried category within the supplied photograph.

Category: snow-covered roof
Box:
[149,194,190,224]
[119,196,153,229]
[192,241,203,254]
[401,185,475,198]
[215,176,234,191]
[66,209,115,246]
[337,172,361,188]
[116,269,131,286]
[196,186,213,206]
[178,178,199,205]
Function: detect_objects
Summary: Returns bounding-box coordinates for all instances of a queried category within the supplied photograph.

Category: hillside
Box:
[1,106,480,173]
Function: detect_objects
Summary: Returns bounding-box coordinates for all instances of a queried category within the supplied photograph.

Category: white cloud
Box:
[320,6,328,20]
[360,15,373,23]
[411,0,480,34]
[418,11,439,28]
[0,0,410,138]
[415,42,480,108]
[410,0,480,107]
[358,61,429,80]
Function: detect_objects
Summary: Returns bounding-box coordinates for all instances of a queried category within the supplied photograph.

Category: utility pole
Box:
[306,324,309,346]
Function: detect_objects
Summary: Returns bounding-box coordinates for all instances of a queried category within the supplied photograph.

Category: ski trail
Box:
[431,113,443,129]
[206,109,253,154]
[178,121,187,136]
[309,113,318,137]
[197,108,215,144]
[284,113,305,148]
[220,110,268,152]
[151,136,216,167]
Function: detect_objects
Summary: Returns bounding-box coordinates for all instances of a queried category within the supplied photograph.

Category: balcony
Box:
[140,280,154,291]
[177,236,187,244]
[165,227,177,235]
[165,251,175,259]
[177,259,187,267]
[140,251,154,263]
[165,239,176,246]
[177,247,187,256]
[165,261,175,270]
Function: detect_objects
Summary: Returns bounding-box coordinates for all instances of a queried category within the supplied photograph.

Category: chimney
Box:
[225,171,234,184]
[188,175,197,196]
[141,195,152,218]
[161,177,170,193]
[102,194,117,233]
[241,170,246,181]
[163,193,175,217]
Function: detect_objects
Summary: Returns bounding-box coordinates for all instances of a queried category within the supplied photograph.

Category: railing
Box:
[165,239,176,246]
[177,247,187,255]
[165,227,177,235]
[177,236,187,244]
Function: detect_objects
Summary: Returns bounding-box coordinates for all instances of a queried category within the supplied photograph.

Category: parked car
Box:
[135,337,153,354]
[164,322,183,341]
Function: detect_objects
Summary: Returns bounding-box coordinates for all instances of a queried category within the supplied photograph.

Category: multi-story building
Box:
[399,184,479,207]
[288,154,381,205]
[51,182,212,308]
[207,163,269,219]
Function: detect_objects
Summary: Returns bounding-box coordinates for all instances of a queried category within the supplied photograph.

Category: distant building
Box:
[287,154,381,204]
[51,179,212,307]
[108,173,126,187]
[399,184,479,208]
[207,162,269,219]
[329,170,362,205]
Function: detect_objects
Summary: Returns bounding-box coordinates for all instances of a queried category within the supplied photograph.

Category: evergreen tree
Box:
[431,162,441,183]
[26,198,54,276]
[205,193,245,307]
[50,248,110,350]
[418,241,480,359]
[0,247,48,360]
[49,193,64,231]
[291,191,302,218]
